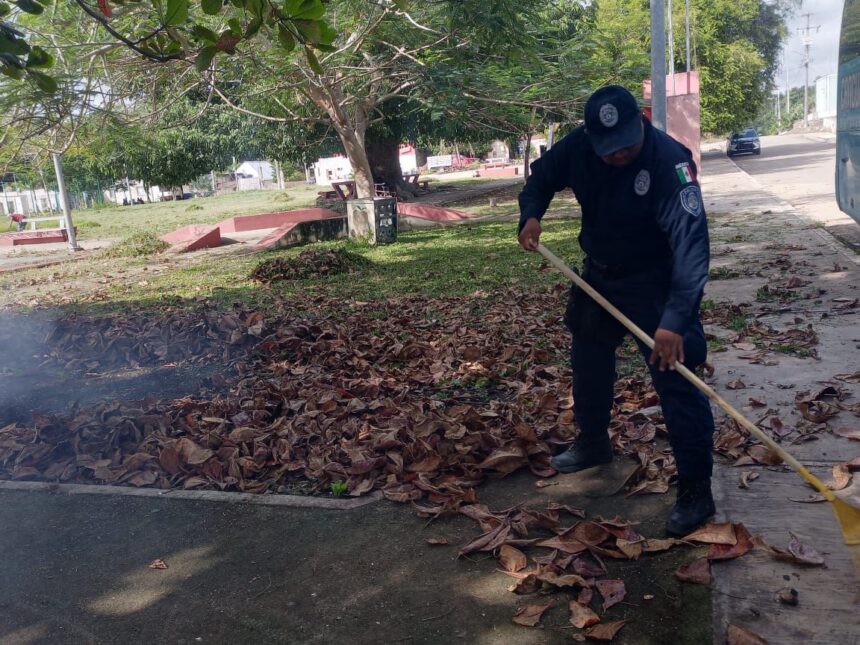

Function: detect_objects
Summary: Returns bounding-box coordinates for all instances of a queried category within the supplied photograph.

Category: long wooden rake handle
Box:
[536,243,837,502]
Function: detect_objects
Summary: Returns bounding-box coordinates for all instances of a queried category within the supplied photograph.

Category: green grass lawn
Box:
[139,218,583,302]
[3,218,584,315]
[67,186,321,241]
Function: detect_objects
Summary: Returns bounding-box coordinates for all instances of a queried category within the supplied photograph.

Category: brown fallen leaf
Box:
[827,463,852,491]
[795,400,840,423]
[537,572,591,589]
[675,557,712,584]
[787,532,825,566]
[726,379,747,390]
[175,437,214,465]
[585,619,628,641]
[498,544,527,573]
[683,522,737,545]
[788,493,827,503]
[616,538,643,560]
[746,444,783,466]
[512,600,553,627]
[569,600,600,629]
[834,427,860,441]
[738,470,759,489]
[595,579,626,612]
[426,537,449,545]
[752,534,825,567]
[642,537,678,553]
[148,558,168,570]
[708,523,753,561]
[834,371,860,383]
[509,574,541,595]
[726,624,768,645]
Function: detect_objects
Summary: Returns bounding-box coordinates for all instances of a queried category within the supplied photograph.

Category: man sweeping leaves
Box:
[517,86,715,536]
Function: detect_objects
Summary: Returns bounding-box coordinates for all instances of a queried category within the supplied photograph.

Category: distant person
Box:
[9,213,26,232]
[518,85,714,536]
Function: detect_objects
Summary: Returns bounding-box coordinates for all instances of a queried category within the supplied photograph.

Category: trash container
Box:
[346,198,397,245]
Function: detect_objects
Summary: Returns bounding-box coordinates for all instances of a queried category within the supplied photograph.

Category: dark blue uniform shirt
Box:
[518,117,710,335]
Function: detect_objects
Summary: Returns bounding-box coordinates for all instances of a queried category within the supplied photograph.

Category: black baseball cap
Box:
[584,85,643,156]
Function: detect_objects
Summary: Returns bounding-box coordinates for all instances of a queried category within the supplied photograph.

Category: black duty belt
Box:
[584,256,669,279]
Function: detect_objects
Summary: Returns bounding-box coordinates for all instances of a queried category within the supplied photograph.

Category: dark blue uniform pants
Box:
[568,264,714,480]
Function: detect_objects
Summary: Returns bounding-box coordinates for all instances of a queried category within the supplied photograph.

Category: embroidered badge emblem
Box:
[598,103,619,127]
[634,169,650,196]
[680,185,702,216]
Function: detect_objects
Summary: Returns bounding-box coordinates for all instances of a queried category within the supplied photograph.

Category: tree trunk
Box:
[366,137,417,200]
[307,84,376,199]
[336,129,375,199]
[523,132,533,181]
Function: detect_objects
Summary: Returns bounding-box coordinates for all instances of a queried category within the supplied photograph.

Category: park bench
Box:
[482,157,509,169]
[402,173,432,190]
[22,215,66,231]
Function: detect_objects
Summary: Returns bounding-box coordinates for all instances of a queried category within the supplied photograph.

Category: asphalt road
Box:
[728,132,860,249]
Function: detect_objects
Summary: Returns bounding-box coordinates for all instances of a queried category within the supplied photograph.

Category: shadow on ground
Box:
[0,462,710,645]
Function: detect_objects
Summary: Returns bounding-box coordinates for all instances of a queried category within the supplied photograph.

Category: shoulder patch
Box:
[634,169,650,196]
[679,185,702,216]
[674,162,695,184]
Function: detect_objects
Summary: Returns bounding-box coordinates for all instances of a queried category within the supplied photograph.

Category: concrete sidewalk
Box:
[699,150,860,643]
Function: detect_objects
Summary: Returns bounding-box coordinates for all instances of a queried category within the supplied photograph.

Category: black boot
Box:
[550,438,613,473]
[666,478,716,536]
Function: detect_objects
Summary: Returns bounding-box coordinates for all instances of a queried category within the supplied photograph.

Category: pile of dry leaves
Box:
[250,248,370,284]
[37,304,267,374]
[0,286,679,502]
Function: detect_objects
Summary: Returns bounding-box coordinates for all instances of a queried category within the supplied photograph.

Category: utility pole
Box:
[685,0,691,74]
[668,0,675,96]
[798,13,820,127]
[784,50,790,115]
[52,153,80,251]
[650,0,667,131]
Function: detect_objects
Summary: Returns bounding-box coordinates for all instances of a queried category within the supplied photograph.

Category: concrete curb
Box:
[0,479,383,510]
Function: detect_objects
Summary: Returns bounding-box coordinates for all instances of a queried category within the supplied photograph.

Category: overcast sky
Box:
[780,0,842,89]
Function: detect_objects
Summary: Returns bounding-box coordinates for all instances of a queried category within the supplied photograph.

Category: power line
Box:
[797,12,820,126]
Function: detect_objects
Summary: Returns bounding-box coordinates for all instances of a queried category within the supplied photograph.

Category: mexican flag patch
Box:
[675,162,694,184]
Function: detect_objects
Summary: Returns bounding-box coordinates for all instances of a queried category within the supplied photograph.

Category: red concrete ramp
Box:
[219,208,342,234]
[253,216,347,251]
[0,229,72,246]
[478,166,520,178]
[396,202,471,231]
[159,224,221,252]
[396,203,469,222]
